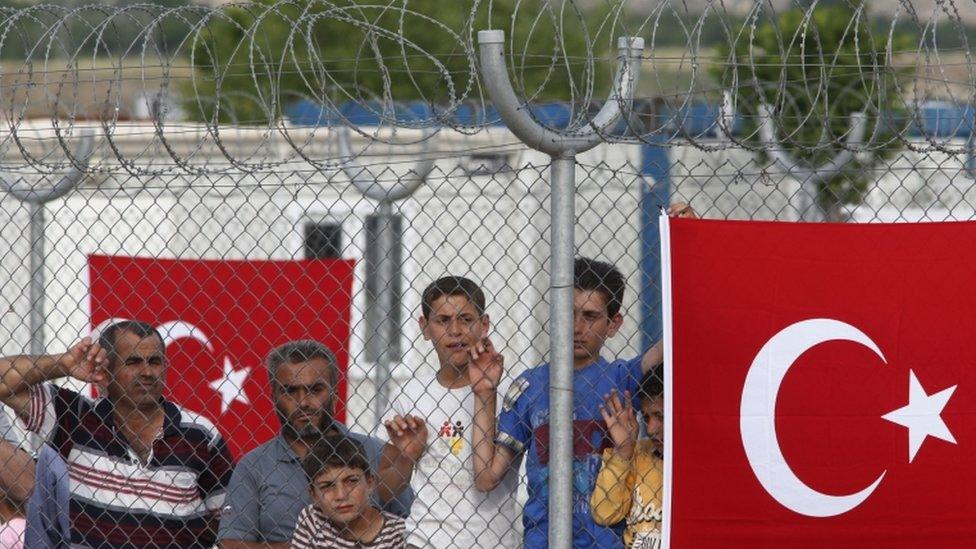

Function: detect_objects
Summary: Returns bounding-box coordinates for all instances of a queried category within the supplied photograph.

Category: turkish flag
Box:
[662,218,976,548]
[88,255,355,459]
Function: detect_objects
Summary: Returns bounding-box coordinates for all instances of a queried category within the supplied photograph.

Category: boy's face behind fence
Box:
[273,359,335,439]
[643,395,664,452]
[420,294,488,370]
[310,466,374,525]
[573,289,623,366]
[106,331,167,408]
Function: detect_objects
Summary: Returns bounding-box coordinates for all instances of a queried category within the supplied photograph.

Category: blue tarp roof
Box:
[285,99,975,139]
[286,100,612,131]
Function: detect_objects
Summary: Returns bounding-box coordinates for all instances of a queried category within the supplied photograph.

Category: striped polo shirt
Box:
[24,384,234,548]
[291,505,405,548]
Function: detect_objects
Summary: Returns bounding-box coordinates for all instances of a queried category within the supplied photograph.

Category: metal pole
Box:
[28,202,46,355]
[373,199,396,427]
[640,135,670,350]
[548,154,576,546]
[477,30,642,548]
[477,32,642,157]
[0,131,94,355]
[338,127,435,426]
[757,106,867,221]
[966,122,975,179]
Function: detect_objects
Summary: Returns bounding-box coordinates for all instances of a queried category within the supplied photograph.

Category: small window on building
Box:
[304,222,343,259]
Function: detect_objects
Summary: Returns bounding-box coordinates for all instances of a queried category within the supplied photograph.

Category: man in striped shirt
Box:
[0,320,234,548]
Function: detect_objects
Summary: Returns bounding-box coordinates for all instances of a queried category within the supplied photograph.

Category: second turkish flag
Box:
[89,255,355,459]
[663,218,976,548]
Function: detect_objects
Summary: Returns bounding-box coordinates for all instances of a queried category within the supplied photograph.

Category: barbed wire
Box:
[0,0,970,175]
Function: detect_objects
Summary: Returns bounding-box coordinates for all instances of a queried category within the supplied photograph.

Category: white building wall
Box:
[0,124,646,433]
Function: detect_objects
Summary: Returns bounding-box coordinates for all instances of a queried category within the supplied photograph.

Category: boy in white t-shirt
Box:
[377,276,519,548]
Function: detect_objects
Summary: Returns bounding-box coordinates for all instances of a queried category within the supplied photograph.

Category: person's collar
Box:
[272,434,298,462]
[573,355,608,372]
[96,396,176,434]
[161,400,182,436]
[94,397,115,425]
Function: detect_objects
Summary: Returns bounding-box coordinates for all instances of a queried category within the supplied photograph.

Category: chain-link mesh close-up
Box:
[0,0,973,548]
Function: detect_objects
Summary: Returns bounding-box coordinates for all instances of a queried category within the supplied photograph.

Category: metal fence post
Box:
[640,135,670,350]
[338,127,435,425]
[757,105,867,221]
[477,30,642,547]
[966,123,975,179]
[0,131,94,354]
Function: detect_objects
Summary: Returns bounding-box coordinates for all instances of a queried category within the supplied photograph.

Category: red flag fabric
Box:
[88,255,355,459]
[662,218,976,548]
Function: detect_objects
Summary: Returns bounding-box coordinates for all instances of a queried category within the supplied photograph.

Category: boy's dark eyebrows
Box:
[318,470,366,483]
[433,313,463,322]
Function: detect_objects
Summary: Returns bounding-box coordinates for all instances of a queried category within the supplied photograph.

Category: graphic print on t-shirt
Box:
[437,419,465,456]
[380,373,519,548]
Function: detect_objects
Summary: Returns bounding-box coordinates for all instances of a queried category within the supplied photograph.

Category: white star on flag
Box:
[882,369,957,463]
[209,357,251,414]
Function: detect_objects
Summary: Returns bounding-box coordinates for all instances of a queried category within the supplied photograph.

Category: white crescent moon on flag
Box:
[740,318,887,517]
[90,317,131,341]
[92,318,213,351]
[156,320,214,351]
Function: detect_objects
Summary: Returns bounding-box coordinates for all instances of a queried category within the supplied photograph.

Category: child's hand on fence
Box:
[57,337,107,384]
[385,414,428,462]
[469,338,503,397]
[600,390,638,460]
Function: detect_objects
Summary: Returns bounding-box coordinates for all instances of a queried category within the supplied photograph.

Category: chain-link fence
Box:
[0,1,973,548]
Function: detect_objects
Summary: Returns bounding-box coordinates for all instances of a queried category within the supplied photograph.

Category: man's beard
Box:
[278,406,335,440]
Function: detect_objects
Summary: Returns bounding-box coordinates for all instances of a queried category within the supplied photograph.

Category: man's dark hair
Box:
[421,276,486,318]
[301,435,371,482]
[98,320,165,366]
[265,340,339,389]
[574,257,626,317]
[639,363,664,401]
